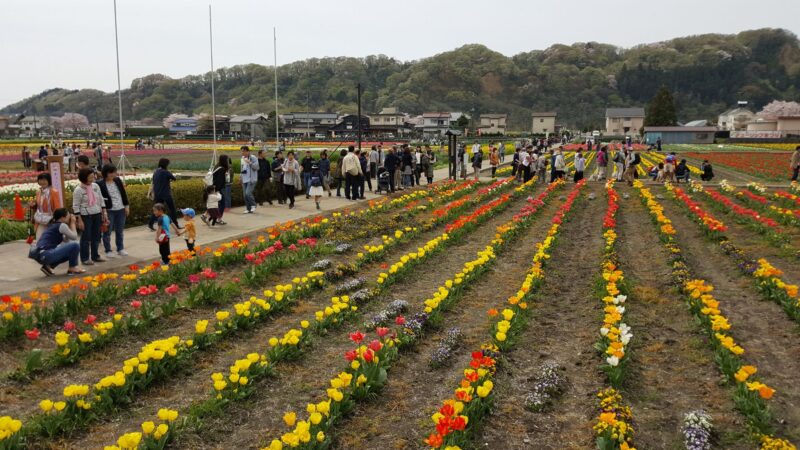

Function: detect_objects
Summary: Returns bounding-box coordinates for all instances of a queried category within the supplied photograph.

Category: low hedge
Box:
[0,219,30,244]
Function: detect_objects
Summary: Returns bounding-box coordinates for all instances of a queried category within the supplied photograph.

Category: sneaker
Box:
[244,210,253,214]
[106,251,118,258]
[200,215,209,226]
[93,257,107,263]
[83,260,95,266]
[117,250,129,257]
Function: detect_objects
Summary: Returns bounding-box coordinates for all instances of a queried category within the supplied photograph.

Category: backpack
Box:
[204,167,221,186]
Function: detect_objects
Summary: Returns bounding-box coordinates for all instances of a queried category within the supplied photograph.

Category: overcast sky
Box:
[1,0,799,109]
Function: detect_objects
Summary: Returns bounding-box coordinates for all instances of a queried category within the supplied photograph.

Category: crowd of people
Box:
[21,140,112,173]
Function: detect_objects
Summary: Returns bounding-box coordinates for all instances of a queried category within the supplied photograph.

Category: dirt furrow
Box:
[479,182,605,450]
[661,191,800,442]
[617,187,749,449]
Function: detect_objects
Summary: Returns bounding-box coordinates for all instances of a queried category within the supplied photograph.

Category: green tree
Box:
[645,85,678,126]
[456,115,469,128]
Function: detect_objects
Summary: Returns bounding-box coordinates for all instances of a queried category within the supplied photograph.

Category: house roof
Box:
[684,120,709,127]
[719,107,754,116]
[230,115,268,123]
[644,126,716,132]
[423,112,451,118]
[606,108,645,118]
[480,114,507,119]
[531,112,557,117]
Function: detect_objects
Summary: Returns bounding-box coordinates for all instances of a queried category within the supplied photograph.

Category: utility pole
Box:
[356,83,362,153]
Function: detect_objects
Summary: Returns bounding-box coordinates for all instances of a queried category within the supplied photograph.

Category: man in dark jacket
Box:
[271,151,286,204]
[383,148,399,193]
[256,150,273,206]
[318,151,332,197]
[300,151,315,199]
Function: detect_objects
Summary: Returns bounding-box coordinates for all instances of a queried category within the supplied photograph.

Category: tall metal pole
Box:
[113,0,125,176]
[208,4,217,167]
[356,83,362,153]
[273,27,279,148]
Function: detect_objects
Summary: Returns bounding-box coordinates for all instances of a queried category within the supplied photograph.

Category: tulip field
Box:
[2,165,800,449]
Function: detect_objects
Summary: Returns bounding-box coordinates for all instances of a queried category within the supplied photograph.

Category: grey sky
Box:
[1,0,799,109]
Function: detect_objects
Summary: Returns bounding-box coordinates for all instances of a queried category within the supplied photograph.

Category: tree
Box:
[456,115,469,128]
[645,85,677,126]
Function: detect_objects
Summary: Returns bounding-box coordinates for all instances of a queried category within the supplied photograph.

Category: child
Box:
[180,208,197,253]
[153,203,181,264]
[200,185,222,226]
[308,163,324,210]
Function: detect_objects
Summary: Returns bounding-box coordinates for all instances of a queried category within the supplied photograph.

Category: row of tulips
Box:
[634,181,794,447]
[666,184,800,326]
[264,179,569,450]
[10,272,326,444]
[728,183,800,228]
[593,181,636,450]
[0,179,460,341]
[424,181,586,450]
[90,179,533,450]
[103,408,180,450]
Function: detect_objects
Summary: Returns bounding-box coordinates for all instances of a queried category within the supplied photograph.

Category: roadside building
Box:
[531,112,557,135]
[605,108,645,136]
[644,126,716,144]
[478,114,507,135]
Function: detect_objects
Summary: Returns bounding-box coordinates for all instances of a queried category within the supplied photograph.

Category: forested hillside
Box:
[3,28,799,130]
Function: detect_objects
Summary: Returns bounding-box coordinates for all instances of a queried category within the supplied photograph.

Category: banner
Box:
[46,155,65,207]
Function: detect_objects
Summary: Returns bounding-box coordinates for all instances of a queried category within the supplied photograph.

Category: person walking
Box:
[401,147,414,187]
[334,148,347,197]
[21,146,32,170]
[471,147,483,180]
[180,208,197,253]
[595,146,608,181]
[613,147,625,181]
[308,163,324,210]
[72,168,107,265]
[489,146,500,178]
[623,149,639,186]
[201,185,222,226]
[30,173,62,241]
[511,147,520,178]
[573,151,586,182]
[498,142,505,162]
[341,146,362,200]
[282,151,301,209]
[240,146,259,214]
[536,150,548,182]
[369,145,380,180]
[300,150,315,199]
[271,151,286,204]
[791,145,800,181]
[30,208,84,276]
[319,150,332,197]
[553,150,566,182]
[148,158,179,230]
[420,150,432,185]
[211,155,230,225]
[96,164,129,258]
[358,150,370,198]
[256,149,273,206]
[153,203,181,264]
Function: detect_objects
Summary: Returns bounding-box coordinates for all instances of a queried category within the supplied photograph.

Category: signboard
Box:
[731,130,784,139]
[46,155,65,207]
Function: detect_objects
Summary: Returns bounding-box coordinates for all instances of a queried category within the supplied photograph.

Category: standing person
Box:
[334,149,347,197]
[471,141,481,157]
[30,209,84,276]
[282,151,301,209]
[664,152,677,183]
[240,146,259,214]
[358,150,370,198]
[656,137,662,152]
[271,151,286,204]
[93,144,103,168]
[318,150,332,197]
[790,145,800,181]
[300,150,315,199]
[148,158,179,230]
[498,142,505,162]
[401,147,414,187]
[72,168,107,265]
[179,208,197,253]
[520,149,531,182]
[383,147,399,193]
[553,150,566,181]
[613,147,625,181]
[153,203,181,264]
[623,149,639,186]
[224,163,234,212]
[30,173,62,241]
[38,146,48,170]
[413,147,422,186]
[595,146,608,181]
[341,146,362,200]
[22,146,32,170]
[573,151,586,182]
[420,150,432,185]
[536,150,548,182]
[201,185,222,226]
[369,145,380,179]
[96,164,130,258]
[308,163,325,210]
[489,146,500,178]
[471,147,483,180]
[457,145,465,179]
[511,147,520,178]
[63,144,73,173]
[211,155,230,225]
[256,149,273,206]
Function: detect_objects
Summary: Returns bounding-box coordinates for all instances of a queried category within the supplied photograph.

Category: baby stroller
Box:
[376,167,391,194]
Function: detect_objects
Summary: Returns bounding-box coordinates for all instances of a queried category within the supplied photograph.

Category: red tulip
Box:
[349,331,364,344]
[131,300,142,309]
[368,340,382,352]
[165,284,179,295]
[63,321,76,332]
[188,274,201,284]
[344,349,357,362]
[108,307,116,315]
[288,244,298,251]
[362,348,374,363]
[375,327,389,338]
[25,328,40,340]
[395,316,405,326]
[84,314,97,325]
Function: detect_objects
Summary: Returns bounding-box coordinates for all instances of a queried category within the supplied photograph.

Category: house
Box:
[745,116,800,133]
[531,112,557,135]
[229,114,270,139]
[420,112,452,137]
[644,126,716,145]
[478,114,507,135]
[196,115,231,136]
[717,107,755,131]
[329,115,370,136]
[169,118,198,135]
[282,112,338,136]
[605,108,645,136]
[368,107,408,136]
[19,115,53,133]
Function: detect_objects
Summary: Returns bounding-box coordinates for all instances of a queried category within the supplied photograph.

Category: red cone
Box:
[13,193,25,221]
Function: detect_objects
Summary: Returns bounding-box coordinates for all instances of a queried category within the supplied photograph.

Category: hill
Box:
[3,28,800,130]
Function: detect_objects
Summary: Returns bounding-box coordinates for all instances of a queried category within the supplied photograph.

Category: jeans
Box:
[303,173,312,196]
[42,242,80,269]
[103,208,126,253]
[224,185,232,210]
[218,190,227,219]
[80,213,102,262]
[243,181,256,211]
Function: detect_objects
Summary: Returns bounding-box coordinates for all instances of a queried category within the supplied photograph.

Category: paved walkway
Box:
[0,165,473,295]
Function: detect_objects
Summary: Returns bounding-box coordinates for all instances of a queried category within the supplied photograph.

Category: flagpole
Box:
[209,4,217,168]
[113,0,126,176]
[273,27,279,148]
